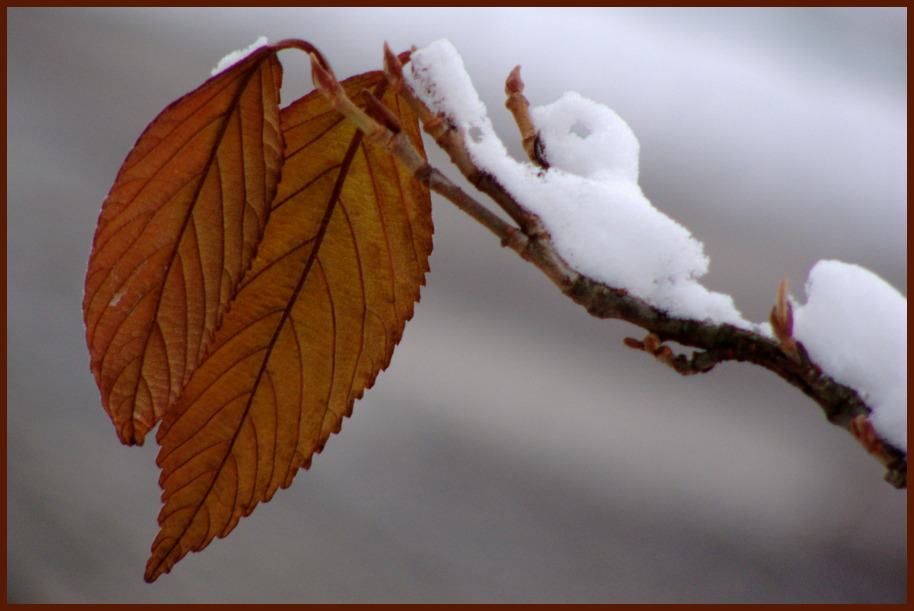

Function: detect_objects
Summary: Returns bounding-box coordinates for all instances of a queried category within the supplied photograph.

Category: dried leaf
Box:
[145,72,432,582]
[83,46,284,445]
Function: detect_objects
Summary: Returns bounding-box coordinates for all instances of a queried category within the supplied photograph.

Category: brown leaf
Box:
[144,72,433,582]
[83,46,284,445]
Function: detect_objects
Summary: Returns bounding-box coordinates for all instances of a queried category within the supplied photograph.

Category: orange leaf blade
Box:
[83,47,284,445]
[145,71,433,582]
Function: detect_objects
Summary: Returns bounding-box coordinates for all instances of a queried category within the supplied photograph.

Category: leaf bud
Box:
[383,42,404,86]
[310,53,340,97]
[505,65,524,96]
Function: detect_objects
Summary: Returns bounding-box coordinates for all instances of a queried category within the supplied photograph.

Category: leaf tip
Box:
[144,553,165,583]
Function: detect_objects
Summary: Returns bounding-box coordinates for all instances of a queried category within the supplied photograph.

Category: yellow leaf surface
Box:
[145,72,433,582]
[83,47,284,445]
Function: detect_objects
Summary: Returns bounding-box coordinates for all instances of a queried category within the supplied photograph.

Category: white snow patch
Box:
[108,290,126,308]
[211,36,269,76]
[532,92,639,184]
[405,39,747,327]
[793,260,907,452]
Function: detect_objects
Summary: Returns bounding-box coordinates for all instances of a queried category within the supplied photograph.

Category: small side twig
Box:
[623,333,720,375]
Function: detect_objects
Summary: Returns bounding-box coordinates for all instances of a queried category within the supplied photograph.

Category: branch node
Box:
[500,226,528,251]
[624,332,722,375]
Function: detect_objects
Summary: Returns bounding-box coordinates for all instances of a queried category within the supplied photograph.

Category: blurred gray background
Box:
[7,7,906,603]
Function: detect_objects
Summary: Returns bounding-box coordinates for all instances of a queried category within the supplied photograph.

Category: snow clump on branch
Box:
[406,40,906,451]
[405,39,747,328]
[793,260,907,452]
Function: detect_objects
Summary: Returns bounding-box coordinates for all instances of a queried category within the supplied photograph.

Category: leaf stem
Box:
[271,39,332,72]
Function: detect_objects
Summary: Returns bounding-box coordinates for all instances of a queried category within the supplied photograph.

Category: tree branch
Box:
[384,45,535,233]
[315,46,906,489]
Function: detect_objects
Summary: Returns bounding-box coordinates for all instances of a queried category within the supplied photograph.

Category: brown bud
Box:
[383,42,404,85]
[623,337,644,350]
[770,278,793,341]
[770,278,801,362]
[656,345,674,359]
[505,65,524,96]
[310,53,339,97]
[642,333,662,354]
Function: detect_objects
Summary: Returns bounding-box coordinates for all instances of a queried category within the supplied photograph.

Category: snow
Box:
[793,260,907,452]
[211,36,269,76]
[532,92,639,184]
[406,40,907,451]
[405,39,747,327]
